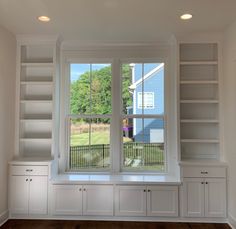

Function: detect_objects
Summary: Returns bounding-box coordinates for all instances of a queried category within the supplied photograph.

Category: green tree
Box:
[70,64,132,122]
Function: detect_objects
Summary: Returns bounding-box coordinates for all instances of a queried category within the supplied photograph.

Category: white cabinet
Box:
[52,184,114,216]
[181,165,226,218]
[115,185,178,217]
[83,185,113,216]
[10,166,48,215]
[115,185,146,216]
[147,186,178,217]
[52,185,82,215]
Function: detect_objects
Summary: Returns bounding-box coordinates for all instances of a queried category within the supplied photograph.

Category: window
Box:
[138,92,154,109]
[122,63,165,171]
[61,49,173,174]
[69,63,112,171]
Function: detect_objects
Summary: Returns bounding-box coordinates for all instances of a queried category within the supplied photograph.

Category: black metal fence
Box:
[69,142,164,170]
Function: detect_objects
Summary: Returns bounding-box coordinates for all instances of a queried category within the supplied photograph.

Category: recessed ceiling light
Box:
[38,16,50,22]
[180,14,193,20]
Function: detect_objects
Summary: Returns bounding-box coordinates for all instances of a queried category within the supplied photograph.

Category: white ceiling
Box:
[0,0,236,43]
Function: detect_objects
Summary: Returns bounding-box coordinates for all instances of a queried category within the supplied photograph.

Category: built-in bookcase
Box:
[179,43,220,160]
[16,37,59,158]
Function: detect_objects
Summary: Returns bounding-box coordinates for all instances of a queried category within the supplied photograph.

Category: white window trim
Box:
[59,45,177,175]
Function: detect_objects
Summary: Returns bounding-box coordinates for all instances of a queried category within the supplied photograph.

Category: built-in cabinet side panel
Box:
[115,185,146,216]
[205,178,226,218]
[147,186,178,217]
[83,185,113,216]
[10,176,29,215]
[52,185,82,215]
[182,178,204,217]
[28,176,48,215]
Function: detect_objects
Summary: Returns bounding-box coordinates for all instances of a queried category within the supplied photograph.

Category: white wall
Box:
[222,20,236,226]
[0,25,16,221]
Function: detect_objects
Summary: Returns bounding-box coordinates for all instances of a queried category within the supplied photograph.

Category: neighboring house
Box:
[128,63,164,143]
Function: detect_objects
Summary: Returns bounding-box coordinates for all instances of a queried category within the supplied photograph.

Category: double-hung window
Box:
[63,53,169,173]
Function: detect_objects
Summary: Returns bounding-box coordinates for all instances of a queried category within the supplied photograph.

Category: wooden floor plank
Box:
[0,220,231,229]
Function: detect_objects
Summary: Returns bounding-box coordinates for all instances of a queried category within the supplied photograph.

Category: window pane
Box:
[70,63,111,115]
[69,118,110,170]
[122,118,165,171]
[122,64,133,115]
[122,63,164,115]
[143,63,164,115]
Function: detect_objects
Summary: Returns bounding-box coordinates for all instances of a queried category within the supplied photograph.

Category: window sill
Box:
[50,173,181,185]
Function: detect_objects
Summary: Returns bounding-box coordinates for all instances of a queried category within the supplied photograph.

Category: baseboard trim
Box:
[0,210,9,227]
[228,214,236,229]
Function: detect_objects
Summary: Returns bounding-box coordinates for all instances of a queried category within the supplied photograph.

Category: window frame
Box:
[60,47,176,175]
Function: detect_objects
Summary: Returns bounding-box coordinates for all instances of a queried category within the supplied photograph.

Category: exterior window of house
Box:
[68,63,112,171]
[138,92,154,109]
[122,63,165,171]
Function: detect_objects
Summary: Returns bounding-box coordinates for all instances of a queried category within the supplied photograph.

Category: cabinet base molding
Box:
[9,215,228,224]
[0,210,9,226]
[228,214,236,229]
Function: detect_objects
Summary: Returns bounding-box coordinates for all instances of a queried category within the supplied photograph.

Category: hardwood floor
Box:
[0,220,232,229]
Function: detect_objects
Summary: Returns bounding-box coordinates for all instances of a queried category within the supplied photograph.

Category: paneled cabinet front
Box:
[115,185,178,217]
[10,175,48,215]
[51,184,114,216]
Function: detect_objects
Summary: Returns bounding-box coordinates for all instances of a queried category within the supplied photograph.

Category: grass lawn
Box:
[71,131,133,146]
[71,131,110,146]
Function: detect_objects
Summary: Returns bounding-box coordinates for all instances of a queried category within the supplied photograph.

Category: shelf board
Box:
[180,119,219,123]
[180,80,218,85]
[180,61,218,65]
[20,138,52,142]
[180,100,218,104]
[21,63,53,67]
[181,139,219,143]
[20,81,53,85]
[20,119,52,123]
[20,100,52,103]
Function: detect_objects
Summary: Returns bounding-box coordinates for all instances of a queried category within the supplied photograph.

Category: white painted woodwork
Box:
[52,185,83,215]
[28,176,48,214]
[16,39,58,158]
[115,185,146,216]
[204,178,226,218]
[11,165,48,176]
[10,176,29,215]
[179,43,220,160]
[83,185,113,216]
[10,175,48,215]
[182,166,226,178]
[147,186,178,217]
[182,178,205,217]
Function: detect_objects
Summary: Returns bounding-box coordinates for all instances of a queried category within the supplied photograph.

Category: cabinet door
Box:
[28,176,48,214]
[52,185,82,215]
[10,176,29,215]
[115,185,146,216]
[147,186,178,217]
[182,178,205,217]
[83,185,113,216]
[205,178,226,218]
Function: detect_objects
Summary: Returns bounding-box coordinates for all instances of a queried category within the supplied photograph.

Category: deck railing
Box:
[69,142,164,170]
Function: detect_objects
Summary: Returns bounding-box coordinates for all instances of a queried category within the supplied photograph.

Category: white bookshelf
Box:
[179,43,220,160]
[16,37,59,159]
